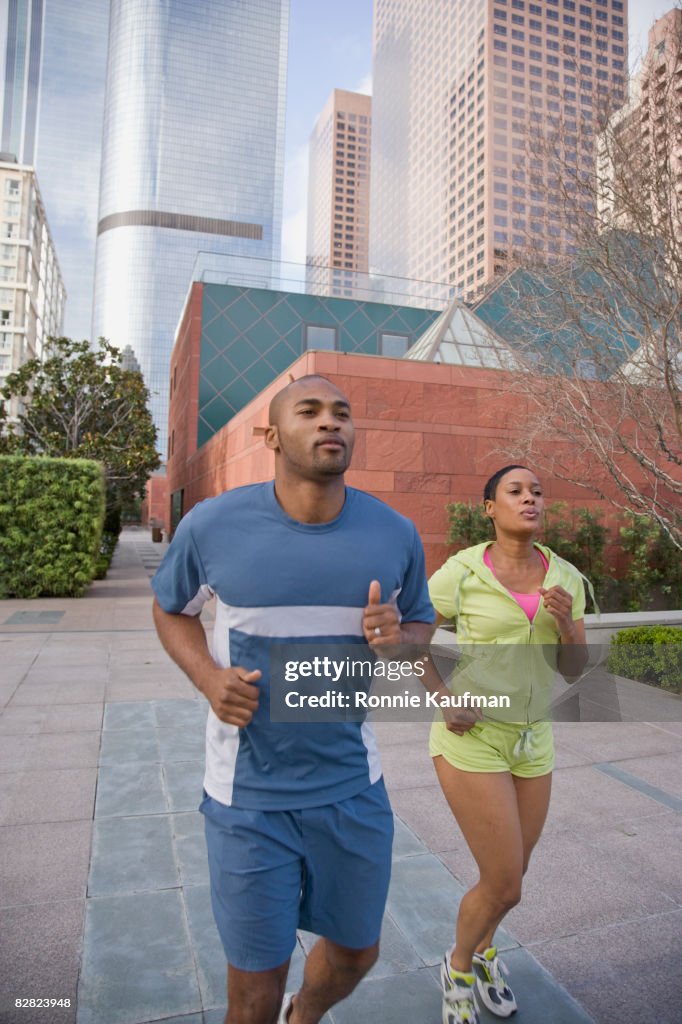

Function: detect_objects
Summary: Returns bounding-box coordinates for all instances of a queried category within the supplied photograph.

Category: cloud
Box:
[354,71,372,96]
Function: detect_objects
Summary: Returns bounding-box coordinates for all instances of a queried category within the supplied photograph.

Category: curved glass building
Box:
[92,0,289,454]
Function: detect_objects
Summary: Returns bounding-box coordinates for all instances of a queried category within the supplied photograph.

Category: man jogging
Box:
[152,374,435,1024]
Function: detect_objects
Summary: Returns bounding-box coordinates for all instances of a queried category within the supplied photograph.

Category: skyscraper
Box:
[599,7,681,230]
[92,0,289,456]
[0,158,65,415]
[0,0,109,340]
[370,0,628,302]
[306,89,371,298]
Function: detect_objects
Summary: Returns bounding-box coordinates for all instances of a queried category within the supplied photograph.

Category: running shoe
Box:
[277,992,294,1023]
[440,951,480,1024]
[472,946,517,1017]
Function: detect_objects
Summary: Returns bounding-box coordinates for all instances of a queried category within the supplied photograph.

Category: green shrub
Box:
[0,455,105,598]
[94,531,118,580]
[608,626,682,694]
[446,502,492,548]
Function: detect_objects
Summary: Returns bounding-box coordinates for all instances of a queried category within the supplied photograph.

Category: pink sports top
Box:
[483,547,549,622]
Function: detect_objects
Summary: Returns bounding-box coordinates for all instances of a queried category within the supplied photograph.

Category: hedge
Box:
[608,625,682,694]
[0,455,105,598]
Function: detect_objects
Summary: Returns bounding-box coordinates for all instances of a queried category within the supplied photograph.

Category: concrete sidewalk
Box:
[1,529,680,1024]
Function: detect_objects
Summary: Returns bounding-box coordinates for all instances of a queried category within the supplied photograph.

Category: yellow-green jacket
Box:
[428,542,588,722]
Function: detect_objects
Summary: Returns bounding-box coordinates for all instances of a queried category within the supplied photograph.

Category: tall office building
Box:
[306,89,371,297]
[599,8,681,229]
[0,0,109,340]
[371,0,628,302]
[92,0,289,456]
[0,159,65,416]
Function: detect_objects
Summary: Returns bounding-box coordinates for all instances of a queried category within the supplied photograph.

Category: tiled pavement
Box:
[1,530,681,1024]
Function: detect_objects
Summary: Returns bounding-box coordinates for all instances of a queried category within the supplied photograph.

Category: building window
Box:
[305,324,337,351]
[4,201,20,217]
[380,332,409,358]
[4,179,20,197]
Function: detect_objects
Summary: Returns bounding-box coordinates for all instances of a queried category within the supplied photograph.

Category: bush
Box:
[608,626,682,694]
[0,455,105,597]
[446,502,492,548]
[94,531,118,580]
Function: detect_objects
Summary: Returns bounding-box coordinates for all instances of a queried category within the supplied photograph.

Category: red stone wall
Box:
[141,473,168,527]
[165,341,629,577]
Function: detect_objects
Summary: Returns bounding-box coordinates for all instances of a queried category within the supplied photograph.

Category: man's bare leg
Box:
[285,938,379,1024]
[225,960,290,1024]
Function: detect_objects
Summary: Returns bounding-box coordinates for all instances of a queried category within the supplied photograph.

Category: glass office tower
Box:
[92,0,289,455]
[0,0,108,340]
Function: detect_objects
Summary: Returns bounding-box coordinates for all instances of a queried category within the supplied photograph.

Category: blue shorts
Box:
[200,779,394,972]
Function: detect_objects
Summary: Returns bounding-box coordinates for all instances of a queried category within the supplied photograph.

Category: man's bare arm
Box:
[152,597,261,725]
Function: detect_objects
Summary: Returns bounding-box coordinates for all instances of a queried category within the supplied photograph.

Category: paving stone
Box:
[439,824,675,944]
[0,821,91,906]
[379,743,440,791]
[77,890,201,1024]
[106,678,195,702]
[103,701,157,732]
[1,768,96,825]
[172,812,209,886]
[95,763,167,818]
[388,784,468,854]
[183,884,227,1011]
[553,722,682,762]
[89,815,178,896]
[544,764,667,834]
[28,732,101,771]
[607,750,682,799]
[392,814,428,860]
[330,965,441,1023]
[41,704,104,734]
[531,909,682,1024]
[153,698,207,729]
[0,899,83,1024]
[0,706,48,735]
[9,682,106,706]
[164,761,205,812]
[99,728,161,766]
[157,726,205,763]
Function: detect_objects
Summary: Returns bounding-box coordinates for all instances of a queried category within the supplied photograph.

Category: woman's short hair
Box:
[483,465,530,503]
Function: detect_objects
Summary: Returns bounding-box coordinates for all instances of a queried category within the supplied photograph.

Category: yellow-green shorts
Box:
[429,719,554,778]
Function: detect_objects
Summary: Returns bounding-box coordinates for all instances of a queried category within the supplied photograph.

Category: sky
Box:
[281,0,678,266]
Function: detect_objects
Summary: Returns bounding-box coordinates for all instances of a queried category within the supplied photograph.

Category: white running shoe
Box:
[440,951,480,1024]
[277,992,294,1023]
[472,946,517,1017]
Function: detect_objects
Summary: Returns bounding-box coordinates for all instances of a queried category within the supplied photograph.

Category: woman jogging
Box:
[429,465,588,1024]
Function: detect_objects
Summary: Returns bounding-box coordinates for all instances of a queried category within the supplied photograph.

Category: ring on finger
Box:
[374,626,381,636]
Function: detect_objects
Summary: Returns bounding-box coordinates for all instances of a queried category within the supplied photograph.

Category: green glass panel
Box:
[200,393,233,437]
[224,376,256,413]
[223,295,264,334]
[339,308,374,347]
[263,298,302,335]
[244,320,280,353]
[264,340,300,375]
[198,373,219,407]
[203,356,236,394]
[243,360,277,393]
[224,337,259,374]
[245,287,282,315]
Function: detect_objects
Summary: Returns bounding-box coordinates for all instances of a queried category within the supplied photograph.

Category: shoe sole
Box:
[474,979,517,1018]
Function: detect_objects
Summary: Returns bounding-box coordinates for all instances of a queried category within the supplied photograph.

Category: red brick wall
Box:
[141,473,168,527]
[165,343,631,576]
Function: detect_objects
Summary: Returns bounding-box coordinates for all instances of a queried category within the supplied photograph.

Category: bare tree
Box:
[483,9,682,548]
